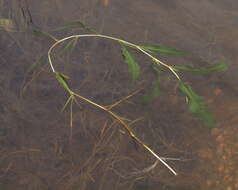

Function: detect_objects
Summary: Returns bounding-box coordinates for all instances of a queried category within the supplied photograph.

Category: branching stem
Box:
[47,33,178,175]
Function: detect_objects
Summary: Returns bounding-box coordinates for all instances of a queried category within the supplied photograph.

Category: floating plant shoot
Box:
[28,20,227,175]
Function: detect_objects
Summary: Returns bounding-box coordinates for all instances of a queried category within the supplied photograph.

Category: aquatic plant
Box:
[31,21,227,175]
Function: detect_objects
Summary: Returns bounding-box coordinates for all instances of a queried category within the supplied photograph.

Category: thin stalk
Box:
[71,91,177,175]
[47,34,181,80]
[47,33,179,175]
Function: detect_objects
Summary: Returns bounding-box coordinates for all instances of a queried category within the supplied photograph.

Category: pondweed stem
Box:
[47,33,178,175]
[47,34,181,81]
[72,91,177,175]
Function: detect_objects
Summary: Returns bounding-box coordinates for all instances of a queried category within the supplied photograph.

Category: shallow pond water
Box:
[0,0,238,189]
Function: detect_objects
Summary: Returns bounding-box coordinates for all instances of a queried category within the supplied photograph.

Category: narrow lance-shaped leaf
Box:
[0,18,14,31]
[140,45,187,56]
[32,29,58,41]
[141,64,161,103]
[27,54,48,73]
[172,62,228,74]
[59,38,78,56]
[179,82,215,128]
[121,45,140,81]
[55,21,97,33]
[55,72,72,93]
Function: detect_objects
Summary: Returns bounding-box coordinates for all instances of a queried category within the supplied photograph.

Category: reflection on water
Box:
[0,0,238,189]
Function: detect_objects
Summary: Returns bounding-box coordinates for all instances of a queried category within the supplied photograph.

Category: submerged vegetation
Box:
[39,21,226,175]
[0,19,227,176]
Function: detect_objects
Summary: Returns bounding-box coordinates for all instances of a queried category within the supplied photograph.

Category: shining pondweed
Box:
[29,21,227,175]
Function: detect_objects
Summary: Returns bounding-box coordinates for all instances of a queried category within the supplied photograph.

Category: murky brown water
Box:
[0,0,238,189]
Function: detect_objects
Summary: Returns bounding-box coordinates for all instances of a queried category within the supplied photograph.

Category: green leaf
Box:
[27,55,48,73]
[59,38,78,55]
[55,21,97,32]
[55,72,71,93]
[32,29,58,41]
[140,45,187,56]
[173,62,228,74]
[0,18,14,31]
[141,65,161,103]
[179,82,215,128]
[121,45,140,81]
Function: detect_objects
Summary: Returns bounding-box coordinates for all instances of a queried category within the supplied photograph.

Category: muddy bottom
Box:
[0,0,238,190]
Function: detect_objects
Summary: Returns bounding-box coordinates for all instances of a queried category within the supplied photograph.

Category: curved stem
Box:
[47,34,181,80]
[47,33,179,175]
